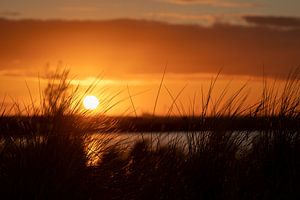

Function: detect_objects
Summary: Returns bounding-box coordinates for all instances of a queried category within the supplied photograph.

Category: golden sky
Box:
[0,1,299,115]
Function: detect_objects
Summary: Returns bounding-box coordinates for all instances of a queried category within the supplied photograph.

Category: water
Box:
[85,131,257,165]
[85,131,187,165]
[0,131,258,166]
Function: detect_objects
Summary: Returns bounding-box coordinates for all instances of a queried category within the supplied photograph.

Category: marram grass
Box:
[0,68,299,199]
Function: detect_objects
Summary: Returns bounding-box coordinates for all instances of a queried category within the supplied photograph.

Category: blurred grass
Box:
[0,67,299,199]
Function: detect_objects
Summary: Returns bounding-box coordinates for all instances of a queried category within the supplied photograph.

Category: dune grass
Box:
[0,68,299,199]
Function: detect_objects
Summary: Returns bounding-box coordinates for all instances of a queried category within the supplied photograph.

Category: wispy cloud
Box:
[0,69,25,77]
[0,10,21,17]
[146,12,218,25]
[146,12,247,26]
[160,0,262,8]
[58,6,100,12]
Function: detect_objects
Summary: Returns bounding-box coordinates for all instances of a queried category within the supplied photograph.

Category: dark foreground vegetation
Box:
[0,69,299,199]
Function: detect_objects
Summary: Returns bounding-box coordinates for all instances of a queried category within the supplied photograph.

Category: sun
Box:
[83,95,99,110]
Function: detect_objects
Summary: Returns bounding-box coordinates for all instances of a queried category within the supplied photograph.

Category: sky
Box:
[0,0,300,115]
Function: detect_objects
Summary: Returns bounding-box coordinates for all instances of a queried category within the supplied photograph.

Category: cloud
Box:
[146,12,219,26]
[146,12,247,26]
[0,10,21,17]
[59,6,100,12]
[160,0,262,8]
[244,15,300,29]
[0,17,299,78]
[0,69,24,77]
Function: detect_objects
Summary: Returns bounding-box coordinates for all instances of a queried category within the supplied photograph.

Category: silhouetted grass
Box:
[0,68,299,199]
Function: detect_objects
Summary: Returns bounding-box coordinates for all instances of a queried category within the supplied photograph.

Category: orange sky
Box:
[0,18,299,115]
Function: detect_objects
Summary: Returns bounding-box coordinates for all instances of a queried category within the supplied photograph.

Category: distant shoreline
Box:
[1,115,299,135]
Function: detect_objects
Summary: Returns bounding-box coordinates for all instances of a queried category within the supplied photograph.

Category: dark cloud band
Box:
[0,17,299,78]
[244,15,300,28]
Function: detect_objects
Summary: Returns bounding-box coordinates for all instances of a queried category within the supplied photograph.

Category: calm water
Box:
[86,131,256,165]
[0,131,257,166]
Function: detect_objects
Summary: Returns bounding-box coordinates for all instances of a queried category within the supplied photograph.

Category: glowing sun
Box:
[83,95,99,110]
